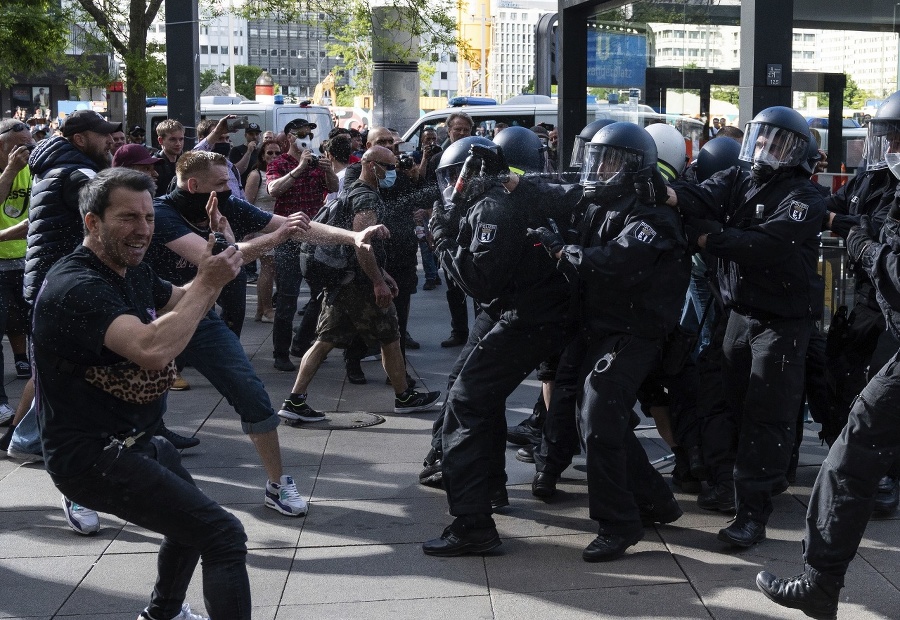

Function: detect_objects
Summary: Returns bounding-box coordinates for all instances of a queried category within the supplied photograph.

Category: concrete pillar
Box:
[558,5,590,172]
[371,7,420,132]
[739,0,794,125]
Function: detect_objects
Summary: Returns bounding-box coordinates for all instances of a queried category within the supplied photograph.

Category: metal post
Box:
[165,0,200,148]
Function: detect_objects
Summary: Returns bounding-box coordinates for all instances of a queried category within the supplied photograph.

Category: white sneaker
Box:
[61,495,100,535]
[0,403,12,426]
[264,475,308,516]
[7,445,43,462]
[139,603,208,620]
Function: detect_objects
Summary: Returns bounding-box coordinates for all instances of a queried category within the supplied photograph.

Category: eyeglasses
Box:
[372,161,396,171]
[0,122,28,136]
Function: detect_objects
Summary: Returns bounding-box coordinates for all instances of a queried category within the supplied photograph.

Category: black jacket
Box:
[561,193,690,340]
[860,212,900,340]
[441,183,574,325]
[25,136,102,305]
[675,166,825,319]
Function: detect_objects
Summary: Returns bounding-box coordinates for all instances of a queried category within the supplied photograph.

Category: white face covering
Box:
[295,138,308,152]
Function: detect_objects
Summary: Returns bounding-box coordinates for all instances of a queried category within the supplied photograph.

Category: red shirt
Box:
[267,153,328,218]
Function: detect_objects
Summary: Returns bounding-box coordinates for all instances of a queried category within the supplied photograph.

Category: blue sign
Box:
[586,31,647,90]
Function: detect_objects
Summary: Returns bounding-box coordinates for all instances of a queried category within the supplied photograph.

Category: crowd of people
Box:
[3,89,900,619]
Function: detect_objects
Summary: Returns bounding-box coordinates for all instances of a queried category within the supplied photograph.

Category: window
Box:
[250,48,258,56]
[270,48,277,56]
[300,69,308,77]
[290,49,297,57]
[298,50,307,59]
[430,52,439,62]
[250,28,258,36]
[511,12,516,20]
[499,11,505,18]
[289,30,297,37]
[260,48,268,56]
[280,49,287,56]
[319,51,326,57]
[269,29,278,37]
[290,69,297,76]
[310,68,317,77]
[200,45,209,54]
[234,47,240,55]
[450,53,457,62]
[440,71,448,80]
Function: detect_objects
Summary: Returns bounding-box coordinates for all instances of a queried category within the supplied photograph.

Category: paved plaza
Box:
[1,279,899,619]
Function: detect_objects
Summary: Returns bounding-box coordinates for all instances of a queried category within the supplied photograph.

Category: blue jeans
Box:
[9,399,40,455]
[419,239,438,282]
[176,312,280,434]
[55,437,250,619]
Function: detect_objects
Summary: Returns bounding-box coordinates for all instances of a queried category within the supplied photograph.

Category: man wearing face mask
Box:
[642,106,826,549]
[144,150,386,521]
[266,117,338,372]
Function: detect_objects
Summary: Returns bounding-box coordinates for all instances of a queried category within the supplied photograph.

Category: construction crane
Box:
[312,72,336,106]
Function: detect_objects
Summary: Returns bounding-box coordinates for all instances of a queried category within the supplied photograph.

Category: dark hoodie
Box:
[25,136,103,305]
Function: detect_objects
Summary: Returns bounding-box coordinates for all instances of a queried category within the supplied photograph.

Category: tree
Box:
[234,0,458,97]
[70,0,165,131]
[225,65,268,100]
[0,0,70,87]
[200,69,219,93]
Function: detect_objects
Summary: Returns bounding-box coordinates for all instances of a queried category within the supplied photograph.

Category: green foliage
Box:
[200,69,219,93]
[0,0,71,87]
[419,62,436,96]
[221,65,267,99]
[712,86,739,106]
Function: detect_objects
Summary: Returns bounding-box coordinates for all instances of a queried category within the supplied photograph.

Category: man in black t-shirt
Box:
[35,168,250,620]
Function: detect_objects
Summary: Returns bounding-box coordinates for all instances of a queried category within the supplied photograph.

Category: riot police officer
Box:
[531,122,690,562]
[647,106,827,548]
[422,130,581,557]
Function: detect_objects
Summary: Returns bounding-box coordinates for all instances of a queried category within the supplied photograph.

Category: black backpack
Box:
[298,184,372,290]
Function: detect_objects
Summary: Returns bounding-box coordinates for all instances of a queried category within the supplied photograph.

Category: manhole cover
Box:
[282,411,386,430]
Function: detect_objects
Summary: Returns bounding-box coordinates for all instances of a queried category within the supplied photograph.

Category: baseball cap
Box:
[246,123,261,133]
[284,118,317,134]
[129,124,146,136]
[112,143,162,168]
[62,110,122,137]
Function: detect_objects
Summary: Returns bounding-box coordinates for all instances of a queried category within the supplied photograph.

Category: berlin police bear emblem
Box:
[478,223,498,243]
[635,221,657,243]
[789,200,809,221]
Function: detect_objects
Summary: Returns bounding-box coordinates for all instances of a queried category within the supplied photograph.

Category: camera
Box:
[398,154,415,170]
[426,144,442,155]
[226,115,249,132]
[308,154,320,165]
[211,232,236,255]
[23,143,36,152]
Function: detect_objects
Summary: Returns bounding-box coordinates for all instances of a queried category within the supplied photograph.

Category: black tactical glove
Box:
[683,219,721,251]
[471,144,510,177]
[634,165,669,205]
[526,226,565,258]
[429,204,458,253]
[846,214,876,262]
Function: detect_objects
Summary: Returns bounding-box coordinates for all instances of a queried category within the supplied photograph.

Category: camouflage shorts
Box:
[316,280,400,348]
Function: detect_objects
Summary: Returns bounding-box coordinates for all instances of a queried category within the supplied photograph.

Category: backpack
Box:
[298,184,373,290]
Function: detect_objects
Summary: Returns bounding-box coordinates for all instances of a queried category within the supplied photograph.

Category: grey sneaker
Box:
[394,389,441,414]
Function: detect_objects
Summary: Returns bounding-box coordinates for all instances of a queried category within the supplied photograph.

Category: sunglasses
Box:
[264,150,281,156]
[373,161,396,171]
[0,122,29,136]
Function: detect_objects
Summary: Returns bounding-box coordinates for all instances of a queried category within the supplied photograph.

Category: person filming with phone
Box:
[194,115,247,201]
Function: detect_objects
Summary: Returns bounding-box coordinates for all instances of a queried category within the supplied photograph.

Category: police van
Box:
[400,94,704,158]
[144,97,333,152]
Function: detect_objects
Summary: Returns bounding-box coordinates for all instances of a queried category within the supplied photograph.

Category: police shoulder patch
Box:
[634,221,657,243]
[478,222,498,243]
[789,200,809,222]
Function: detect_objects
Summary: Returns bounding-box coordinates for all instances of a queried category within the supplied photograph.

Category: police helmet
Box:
[738,106,811,181]
[865,90,900,172]
[435,135,494,196]
[695,136,742,182]
[493,125,547,174]
[646,123,687,181]
[580,122,657,202]
[570,118,616,168]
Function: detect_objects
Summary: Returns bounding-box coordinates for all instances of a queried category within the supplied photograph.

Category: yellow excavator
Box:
[312,72,336,106]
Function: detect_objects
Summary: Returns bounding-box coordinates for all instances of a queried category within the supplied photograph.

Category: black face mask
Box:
[750,163,776,184]
[169,188,232,224]
[212,142,231,157]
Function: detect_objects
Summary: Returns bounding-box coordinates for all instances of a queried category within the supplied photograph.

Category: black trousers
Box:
[430,311,498,453]
[578,332,673,535]
[804,348,900,581]
[443,267,469,337]
[441,316,574,516]
[695,310,736,486]
[724,311,811,525]
[534,336,584,476]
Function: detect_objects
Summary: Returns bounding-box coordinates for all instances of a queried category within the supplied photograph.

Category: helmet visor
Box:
[739,122,808,170]
[580,144,644,187]
[865,119,900,170]
[436,162,464,195]
[570,136,590,168]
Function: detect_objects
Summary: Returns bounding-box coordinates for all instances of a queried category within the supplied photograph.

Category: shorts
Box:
[316,279,400,348]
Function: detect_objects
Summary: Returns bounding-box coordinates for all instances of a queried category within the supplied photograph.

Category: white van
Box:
[145,98,333,152]
[400,95,705,158]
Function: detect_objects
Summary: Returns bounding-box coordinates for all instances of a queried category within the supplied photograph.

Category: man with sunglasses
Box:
[266,118,338,372]
[278,145,441,421]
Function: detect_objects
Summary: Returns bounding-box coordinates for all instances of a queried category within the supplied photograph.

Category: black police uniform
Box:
[817,167,898,444]
[802,203,900,584]
[439,183,578,517]
[557,193,689,537]
[675,166,826,528]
